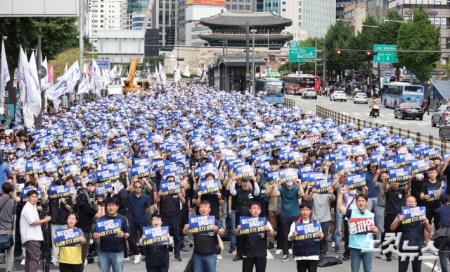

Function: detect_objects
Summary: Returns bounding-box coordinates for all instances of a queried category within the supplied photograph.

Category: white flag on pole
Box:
[196,66,203,78]
[25,51,42,117]
[174,65,181,84]
[182,66,191,78]
[158,62,166,84]
[154,65,160,83]
[0,40,10,115]
[40,57,48,90]
[91,60,103,96]
[77,63,90,95]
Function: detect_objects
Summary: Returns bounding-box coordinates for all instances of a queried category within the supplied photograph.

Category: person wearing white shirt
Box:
[20,190,51,272]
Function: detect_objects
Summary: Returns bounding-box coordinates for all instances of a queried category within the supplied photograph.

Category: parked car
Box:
[431,104,450,127]
[330,91,347,102]
[394,102,424,120]
[353,92,368,104]
[302,88,317,99]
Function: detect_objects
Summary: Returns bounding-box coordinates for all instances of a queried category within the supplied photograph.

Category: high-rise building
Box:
[256,0,264,12]
[86,0,128,48]
[184,0,226,46]
[343,0,367,35]
[336,0,355,19]
[389,0,450,62]
[280,1,302,41]
[128,0,149,14]
[225,0,256,12]
[367,0,389,22]
[301,0,336,38]
[263,0,280,13]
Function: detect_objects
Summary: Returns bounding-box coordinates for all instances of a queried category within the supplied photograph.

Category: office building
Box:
[86,0,128,48]
[225,0,256,12]
[336,0,355,19]
[389,0,450,61]
[185,0,226,46]
[301,0,336,38]
[343,0,367,35]
[367,0,389,22]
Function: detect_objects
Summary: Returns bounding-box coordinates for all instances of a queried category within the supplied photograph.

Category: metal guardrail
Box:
[284,98,295,108]
[316,105,450,152]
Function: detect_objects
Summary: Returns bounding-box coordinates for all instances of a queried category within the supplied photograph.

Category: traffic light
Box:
[366,50,376,56]
[336,49,344,56]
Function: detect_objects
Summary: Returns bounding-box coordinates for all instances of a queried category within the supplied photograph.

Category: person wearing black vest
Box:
[288,203,324,272]
[390,195,431,272]
[140,214,170,272]
[420,167,445,229]
[229,176,260,261]
[183,200,224,272]
[156,174,185,262]
[236,202,274,272]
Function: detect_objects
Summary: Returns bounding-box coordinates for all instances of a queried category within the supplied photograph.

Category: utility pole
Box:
[322,47,326,92]
[35,35,44,129]
[245,22,250,94]
[251,28,256,96]
[79,0,84,104]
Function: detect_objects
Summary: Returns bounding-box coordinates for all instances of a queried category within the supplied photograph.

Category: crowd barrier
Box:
[284,98,295,108]
[316,105,450,153]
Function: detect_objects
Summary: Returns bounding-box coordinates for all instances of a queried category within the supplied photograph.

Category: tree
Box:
[377,10,403,45]
[397,8,440,83]
[0,17,78,70]
[50,48,82,78]
[324,21,354,76]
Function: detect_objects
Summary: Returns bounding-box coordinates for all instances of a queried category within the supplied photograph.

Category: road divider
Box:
[316,105,450,152]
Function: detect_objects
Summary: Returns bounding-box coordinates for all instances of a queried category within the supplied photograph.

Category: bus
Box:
[284,74,321,95]
[381,82,424,109]
[255,78,285,105]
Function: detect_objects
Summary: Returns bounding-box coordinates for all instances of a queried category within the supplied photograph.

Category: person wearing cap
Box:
[140,214,171,272]
[229,174,260,261]
[288,203,324,272]
[73,180,97,266]
[93,197,130,272]
[156,174,185,262]
[236,202,274,272]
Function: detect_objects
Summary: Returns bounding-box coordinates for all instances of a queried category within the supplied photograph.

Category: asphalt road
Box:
[80,242,442,272]
[288,95,439,139]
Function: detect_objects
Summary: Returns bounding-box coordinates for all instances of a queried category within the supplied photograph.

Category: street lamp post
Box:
[251,28,257,96]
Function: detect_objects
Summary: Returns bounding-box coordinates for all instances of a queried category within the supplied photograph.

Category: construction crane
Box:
[122,0,155,93]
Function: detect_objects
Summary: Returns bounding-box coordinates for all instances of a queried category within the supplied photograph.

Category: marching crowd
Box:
[0,83,449,272]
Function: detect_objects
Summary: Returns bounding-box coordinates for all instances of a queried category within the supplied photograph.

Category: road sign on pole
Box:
[373,44,399,63]
[288,42,317,63]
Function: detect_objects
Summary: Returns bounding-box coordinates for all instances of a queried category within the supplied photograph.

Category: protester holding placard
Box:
[93,197,130,272]
[420,167,446,228]
[183,200,224,272]
[229,174,260,261]
[54,212,86,272]
[140,214,171,272]
[236,202,274,272]
[156,174,185,262]
[275,176,302,261]
[194,171,222,219]
[434,194,450,272]
[265,159,283,254]
[390,195,431,272]
[288,202,324,272]
[337,187,378,272]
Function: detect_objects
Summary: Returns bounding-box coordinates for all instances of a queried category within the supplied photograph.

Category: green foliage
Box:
[49,48,79,78]
[397,8,440,82]
[324,21,354,74]
[0,17,78,70]
[378,10,403,45]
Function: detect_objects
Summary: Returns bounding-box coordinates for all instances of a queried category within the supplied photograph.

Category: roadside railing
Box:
[284,98,295,108]
[316,105,450,152]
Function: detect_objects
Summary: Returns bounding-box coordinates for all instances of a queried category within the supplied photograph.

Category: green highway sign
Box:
[288,41,317,63]
[373,44,399,63]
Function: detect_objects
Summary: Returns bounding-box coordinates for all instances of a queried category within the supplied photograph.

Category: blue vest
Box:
[349,209,375,250]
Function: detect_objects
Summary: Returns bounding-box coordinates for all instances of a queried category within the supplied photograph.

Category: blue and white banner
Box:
[314,178,332,193]
[160,181,181,196]
[278,168,298,183]
[188,215,215,233]
[388,167,411,184]
[294,222,321,240]
[48,185,76,199]
[401,206,426,224]
[55,228,82,247]
[95,182,112,196]
[239,216,267,234]
[411,160,431,174]
[198,179,221,194]
[336,160,356,174]
[21,187,43,199]
[142,226,170,246]
[346,174,366,190]
[95,218,122,237]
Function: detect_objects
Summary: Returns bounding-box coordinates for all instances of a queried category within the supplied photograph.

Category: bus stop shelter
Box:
[208,55,266,92]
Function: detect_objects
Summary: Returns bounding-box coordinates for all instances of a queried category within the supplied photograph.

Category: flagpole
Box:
[35,35,44,129]
[79,0,84,105]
